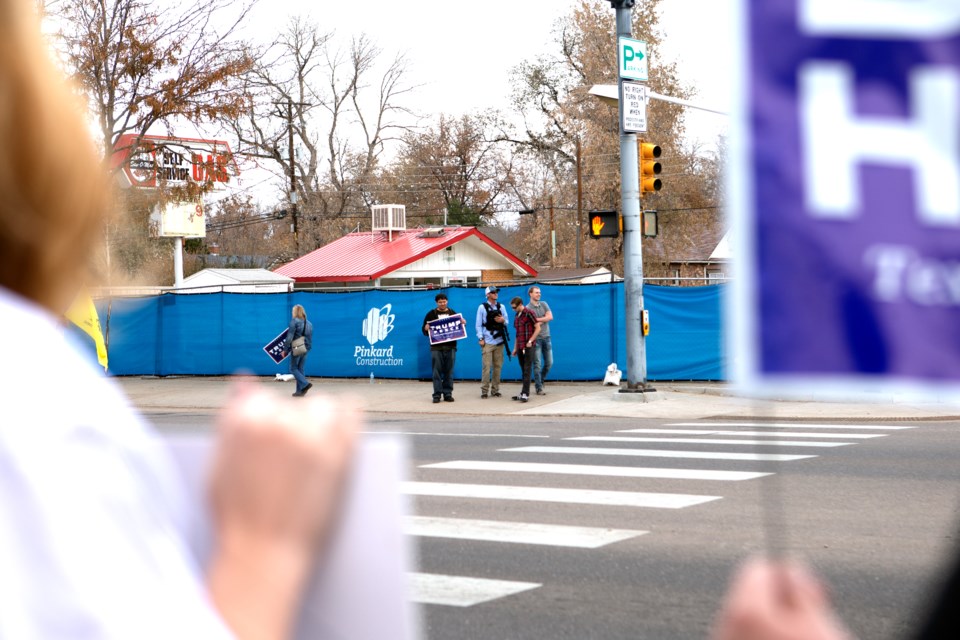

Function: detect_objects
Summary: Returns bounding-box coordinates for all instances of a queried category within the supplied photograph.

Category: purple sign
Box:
[732,0,960,395]
[263,329,288,365]
[427,313,467,345]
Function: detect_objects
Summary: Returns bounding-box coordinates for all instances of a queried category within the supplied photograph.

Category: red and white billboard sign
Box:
[111,134,239,189]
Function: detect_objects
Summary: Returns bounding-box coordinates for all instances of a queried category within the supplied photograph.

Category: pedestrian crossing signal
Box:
[589,210,619,238]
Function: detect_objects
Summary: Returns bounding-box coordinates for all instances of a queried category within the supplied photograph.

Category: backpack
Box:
[483,302,510,344]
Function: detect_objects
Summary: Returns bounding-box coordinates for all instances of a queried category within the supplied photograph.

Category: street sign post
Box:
[611,9,650,392]
[621,81,648,133]
[730,0,960,399]
[618,37,647,81]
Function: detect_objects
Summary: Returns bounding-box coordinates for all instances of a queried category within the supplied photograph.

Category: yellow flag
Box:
[66,291,108,370]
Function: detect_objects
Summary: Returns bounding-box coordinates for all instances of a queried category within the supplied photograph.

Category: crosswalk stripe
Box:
[402,481,720,509]
[616,429,884,439]
[405,516,647,548]
[666,422,913,430]
[422,460,770,481]
[566,436,851,448]
[369,431,550,439]
[409,573,541,607]
[502,446,816,462]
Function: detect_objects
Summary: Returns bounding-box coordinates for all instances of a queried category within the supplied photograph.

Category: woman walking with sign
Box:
[284,304,314,396]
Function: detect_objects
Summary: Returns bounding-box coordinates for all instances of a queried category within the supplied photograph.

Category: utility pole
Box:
[549,195,556,267]
[610,0,650,392]
[287,97,299,254]
[576,137,583,269]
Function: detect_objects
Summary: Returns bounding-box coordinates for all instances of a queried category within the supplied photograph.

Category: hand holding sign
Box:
[732,0,960,397]
[206,382,359,639]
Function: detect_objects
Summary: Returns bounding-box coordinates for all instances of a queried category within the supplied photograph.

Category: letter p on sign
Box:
[618,37,648,82]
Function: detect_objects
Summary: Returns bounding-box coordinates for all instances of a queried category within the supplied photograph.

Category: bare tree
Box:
[49,0,254,162]
[380,113,519,227]
[229,19,417,251]
[502,0,721,275]
[46,0,257,285]
[198,195,293,266]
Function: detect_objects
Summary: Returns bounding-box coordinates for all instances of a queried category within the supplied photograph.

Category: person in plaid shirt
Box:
[509,296,541,402]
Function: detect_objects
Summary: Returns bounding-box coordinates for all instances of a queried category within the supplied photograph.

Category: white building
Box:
[177,268,294,294]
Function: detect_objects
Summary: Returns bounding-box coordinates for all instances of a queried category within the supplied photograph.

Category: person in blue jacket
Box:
[475,286,510,399]
[283,304,314,396]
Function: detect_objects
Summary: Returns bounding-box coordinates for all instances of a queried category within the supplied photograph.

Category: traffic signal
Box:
[639,142,662,193]
[642,209,659,237]
[588,209,619,238]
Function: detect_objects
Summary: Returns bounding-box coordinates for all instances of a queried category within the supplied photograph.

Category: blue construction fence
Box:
[89,283,727,381]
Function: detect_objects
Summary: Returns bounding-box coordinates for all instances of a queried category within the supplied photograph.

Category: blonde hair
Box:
[0,0,109,311]
[292,304,307,321]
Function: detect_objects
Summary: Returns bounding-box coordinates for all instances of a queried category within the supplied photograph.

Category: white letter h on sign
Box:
[800,62,960,225]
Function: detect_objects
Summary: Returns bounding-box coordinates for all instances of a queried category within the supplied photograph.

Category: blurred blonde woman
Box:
[283,304,314,396]
[0,2,356,638]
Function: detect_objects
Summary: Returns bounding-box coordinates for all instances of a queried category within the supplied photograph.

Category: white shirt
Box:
[0,288,233,639]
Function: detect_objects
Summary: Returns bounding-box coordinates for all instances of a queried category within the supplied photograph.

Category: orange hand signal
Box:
[591,216,605,235]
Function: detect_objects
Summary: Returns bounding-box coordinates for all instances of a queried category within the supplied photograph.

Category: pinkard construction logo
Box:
[356,305,403,367]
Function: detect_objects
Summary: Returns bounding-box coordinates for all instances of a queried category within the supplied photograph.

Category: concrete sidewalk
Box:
[117,376,960,422]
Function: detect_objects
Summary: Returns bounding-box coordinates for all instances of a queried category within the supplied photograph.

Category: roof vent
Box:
[418,227,446,238]
[371,204,406,241]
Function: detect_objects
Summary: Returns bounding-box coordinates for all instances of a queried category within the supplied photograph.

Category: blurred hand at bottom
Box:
[206,381,359,640]
[712,557,852,640]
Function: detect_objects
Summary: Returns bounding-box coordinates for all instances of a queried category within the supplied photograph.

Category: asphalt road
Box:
[146,411,960,640]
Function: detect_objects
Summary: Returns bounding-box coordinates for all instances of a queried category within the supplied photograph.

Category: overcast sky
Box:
[243,0,731,143]
[220,0,733,203]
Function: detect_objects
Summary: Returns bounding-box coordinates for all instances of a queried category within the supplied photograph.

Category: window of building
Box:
[707,269,726,283]
[379,278,412,288]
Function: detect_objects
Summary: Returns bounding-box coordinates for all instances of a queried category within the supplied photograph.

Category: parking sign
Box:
[730,0,960,398]
[618,37,647,82]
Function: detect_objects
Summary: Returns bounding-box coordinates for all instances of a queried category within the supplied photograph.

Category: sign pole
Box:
[612,1,648,391]
[173,236,184,288]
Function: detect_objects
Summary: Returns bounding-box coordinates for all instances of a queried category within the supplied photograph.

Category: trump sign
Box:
[730,0,960,397]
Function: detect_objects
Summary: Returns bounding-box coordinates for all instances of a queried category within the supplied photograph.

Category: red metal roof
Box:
[274,227,537,282]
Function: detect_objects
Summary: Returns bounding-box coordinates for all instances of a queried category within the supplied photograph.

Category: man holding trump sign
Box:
[422,292,464,403]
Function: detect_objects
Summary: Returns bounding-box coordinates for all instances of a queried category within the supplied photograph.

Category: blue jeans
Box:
[431,348,456,398]
[290,353,308,392]
[533,336,552,390]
